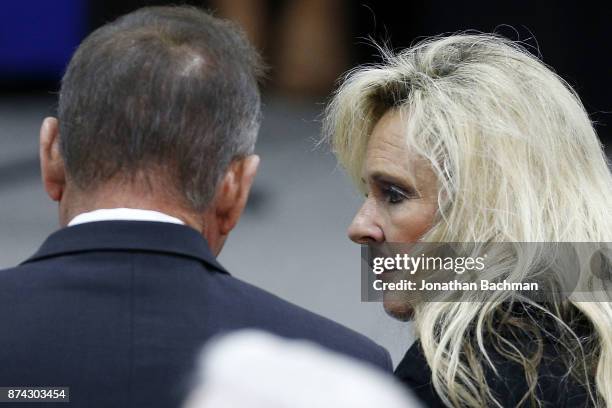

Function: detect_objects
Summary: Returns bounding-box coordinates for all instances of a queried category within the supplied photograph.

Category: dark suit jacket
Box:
[0,221,392,407]
[395,339,593,407]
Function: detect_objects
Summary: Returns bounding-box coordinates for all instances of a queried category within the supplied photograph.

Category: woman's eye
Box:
[383,185,410,204]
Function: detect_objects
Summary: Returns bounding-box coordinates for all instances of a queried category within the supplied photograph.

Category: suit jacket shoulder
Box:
[209,272,393,371]
[0,221,392,407]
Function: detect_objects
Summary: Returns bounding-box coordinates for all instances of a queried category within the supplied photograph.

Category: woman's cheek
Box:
[387,202,435,242]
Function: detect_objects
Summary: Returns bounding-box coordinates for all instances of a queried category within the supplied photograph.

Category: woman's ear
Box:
[39,117,66,202]
[215,154,260,236]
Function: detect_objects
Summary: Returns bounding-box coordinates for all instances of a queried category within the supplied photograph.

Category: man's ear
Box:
[214,154,260,236]
[39,117,66,202]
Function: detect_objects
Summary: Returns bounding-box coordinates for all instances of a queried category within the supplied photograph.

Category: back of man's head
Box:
[57,6,263,210]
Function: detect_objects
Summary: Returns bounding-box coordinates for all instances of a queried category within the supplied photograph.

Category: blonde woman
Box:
[324,34,612,407]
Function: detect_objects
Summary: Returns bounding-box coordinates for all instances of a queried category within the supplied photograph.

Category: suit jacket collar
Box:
[21,220,229,275]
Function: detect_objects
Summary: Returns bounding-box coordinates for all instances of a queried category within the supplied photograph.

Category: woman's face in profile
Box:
[348,109,438,319]
[348,109,438,245]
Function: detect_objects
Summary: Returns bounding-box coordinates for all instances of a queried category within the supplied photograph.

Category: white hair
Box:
[324,34,612,407]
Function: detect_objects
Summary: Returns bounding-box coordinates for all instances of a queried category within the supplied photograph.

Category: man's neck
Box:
[59,183,204,231]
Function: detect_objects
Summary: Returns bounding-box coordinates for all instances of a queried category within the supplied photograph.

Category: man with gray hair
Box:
[0,6,391,408]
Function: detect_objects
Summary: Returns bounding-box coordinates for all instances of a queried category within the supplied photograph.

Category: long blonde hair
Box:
[324,34,612,407]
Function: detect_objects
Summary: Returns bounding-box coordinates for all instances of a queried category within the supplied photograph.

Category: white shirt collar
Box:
[68,208,185,227]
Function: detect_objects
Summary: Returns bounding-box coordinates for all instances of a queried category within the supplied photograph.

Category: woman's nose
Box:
[347,200,384,244]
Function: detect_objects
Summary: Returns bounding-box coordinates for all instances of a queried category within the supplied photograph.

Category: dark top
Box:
[0,221,392,408]
[395,338,594,407]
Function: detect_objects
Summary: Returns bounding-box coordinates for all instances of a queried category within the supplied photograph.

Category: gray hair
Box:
[58,6,264,209]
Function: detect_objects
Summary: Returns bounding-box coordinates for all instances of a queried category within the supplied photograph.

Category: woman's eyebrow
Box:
[369,171,410,187]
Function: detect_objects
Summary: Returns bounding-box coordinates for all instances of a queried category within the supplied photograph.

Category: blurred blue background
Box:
[0,1,87,83]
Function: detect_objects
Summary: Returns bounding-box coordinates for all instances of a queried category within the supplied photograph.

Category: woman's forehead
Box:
[365,111,415,173]
[362,108,439,191]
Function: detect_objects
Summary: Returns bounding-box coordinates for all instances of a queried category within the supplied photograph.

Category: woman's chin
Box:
[383,298,414,321]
